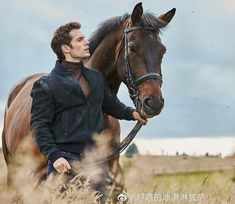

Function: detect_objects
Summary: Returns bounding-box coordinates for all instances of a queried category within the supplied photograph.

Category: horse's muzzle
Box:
[141,96,164,118]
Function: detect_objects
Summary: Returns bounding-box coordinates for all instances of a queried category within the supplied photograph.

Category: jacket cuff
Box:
[125,107,135,121]
[48,150,64,164]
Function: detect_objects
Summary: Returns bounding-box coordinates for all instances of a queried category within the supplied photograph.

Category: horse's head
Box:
[116,3,175,118]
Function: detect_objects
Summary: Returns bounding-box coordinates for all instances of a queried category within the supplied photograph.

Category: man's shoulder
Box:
[34,73,51,84]
[32,72,56,93]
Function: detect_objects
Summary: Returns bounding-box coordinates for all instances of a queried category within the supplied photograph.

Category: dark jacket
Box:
[30,61,134,163]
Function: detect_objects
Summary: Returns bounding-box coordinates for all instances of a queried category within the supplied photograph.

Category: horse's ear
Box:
[157,8,176,28]
[131,2,143,24]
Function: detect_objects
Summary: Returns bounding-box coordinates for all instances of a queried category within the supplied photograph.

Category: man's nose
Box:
[85,38,89,45]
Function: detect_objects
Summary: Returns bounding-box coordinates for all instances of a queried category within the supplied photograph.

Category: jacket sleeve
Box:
[30,79,63,163]
[101,76,135,121]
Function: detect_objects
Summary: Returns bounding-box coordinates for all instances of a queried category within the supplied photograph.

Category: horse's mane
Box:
[89,12,162,55]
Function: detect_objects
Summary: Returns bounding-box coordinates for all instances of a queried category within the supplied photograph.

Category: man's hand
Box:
[132,111,148,125]
[53,157,71,174]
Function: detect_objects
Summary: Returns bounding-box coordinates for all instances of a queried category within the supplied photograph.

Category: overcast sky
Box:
[0,0,235,141]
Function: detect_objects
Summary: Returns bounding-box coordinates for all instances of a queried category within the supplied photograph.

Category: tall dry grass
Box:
[0,146,235,203]
[0,147,105,204]
[0,134,116,204]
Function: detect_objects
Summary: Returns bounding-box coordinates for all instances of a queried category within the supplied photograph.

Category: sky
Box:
[0,0,235,154]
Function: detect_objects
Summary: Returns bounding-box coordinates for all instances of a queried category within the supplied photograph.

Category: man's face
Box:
[63,29,90,61]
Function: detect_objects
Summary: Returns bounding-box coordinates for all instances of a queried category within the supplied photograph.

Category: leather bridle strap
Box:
[135,72,162,86]
[123,25,163,103]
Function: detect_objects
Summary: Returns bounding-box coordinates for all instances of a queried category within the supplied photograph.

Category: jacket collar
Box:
[52,60,84,76]
[51,60,95,98]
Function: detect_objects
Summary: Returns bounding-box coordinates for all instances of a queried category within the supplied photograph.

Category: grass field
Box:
[120,155,235,203]
[0,150,234,203]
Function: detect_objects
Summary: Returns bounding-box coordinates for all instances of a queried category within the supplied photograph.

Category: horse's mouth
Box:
[139,109,155,119]
[139,104,164,119]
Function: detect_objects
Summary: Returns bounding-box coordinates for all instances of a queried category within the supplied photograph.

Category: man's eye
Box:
[77,38,83,42]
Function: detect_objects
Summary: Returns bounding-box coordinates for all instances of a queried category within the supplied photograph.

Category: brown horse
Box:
[2,2,175,200]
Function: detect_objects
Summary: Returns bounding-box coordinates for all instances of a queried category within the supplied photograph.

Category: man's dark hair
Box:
[51,22,81,60]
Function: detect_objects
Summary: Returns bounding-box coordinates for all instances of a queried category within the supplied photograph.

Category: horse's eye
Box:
[129,46,136,53]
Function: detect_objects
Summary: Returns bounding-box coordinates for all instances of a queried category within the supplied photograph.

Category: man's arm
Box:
[30,79,70,169]
[101,77,147,124]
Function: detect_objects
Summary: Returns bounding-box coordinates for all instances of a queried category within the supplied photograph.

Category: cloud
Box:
[3,0,86,23]
[213,0,235,15]
[0,0,91,44]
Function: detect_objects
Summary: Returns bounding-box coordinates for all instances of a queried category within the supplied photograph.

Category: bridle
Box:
[77,23,164,165]
[123,24,163,107]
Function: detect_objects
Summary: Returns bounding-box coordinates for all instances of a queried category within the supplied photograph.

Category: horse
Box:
[2,2,175,202]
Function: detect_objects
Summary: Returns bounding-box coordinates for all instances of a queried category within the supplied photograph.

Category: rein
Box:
[85,122,142,164]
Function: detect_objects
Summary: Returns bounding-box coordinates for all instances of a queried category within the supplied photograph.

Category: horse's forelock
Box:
[140,13,162,33]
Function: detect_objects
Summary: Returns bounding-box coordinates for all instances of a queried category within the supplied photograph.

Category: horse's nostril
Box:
[144,98,152,107]
[143,97,164,110]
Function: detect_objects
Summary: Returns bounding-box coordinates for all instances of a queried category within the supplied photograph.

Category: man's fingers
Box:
[59,162,71,173]
[141,119,147,125]
[65,160,72,170]
[137,115,147,124]
[62,164,68,172]
[56,167,62,173]
[53,157,71,173]
[133,111,148,125]
[56,165,65,173]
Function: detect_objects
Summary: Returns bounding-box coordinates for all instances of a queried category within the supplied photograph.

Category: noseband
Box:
[124,25,163,106]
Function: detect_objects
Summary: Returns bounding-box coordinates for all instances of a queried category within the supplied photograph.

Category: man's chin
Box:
[84,53,90,58]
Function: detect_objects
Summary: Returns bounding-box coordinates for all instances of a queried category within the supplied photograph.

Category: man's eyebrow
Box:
[76,35,84,40]
[77,34,85,38]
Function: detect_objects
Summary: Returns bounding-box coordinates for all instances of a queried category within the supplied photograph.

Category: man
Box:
[30,22,147,199]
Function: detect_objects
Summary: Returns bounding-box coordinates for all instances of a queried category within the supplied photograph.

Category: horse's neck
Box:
[86,31,123,94]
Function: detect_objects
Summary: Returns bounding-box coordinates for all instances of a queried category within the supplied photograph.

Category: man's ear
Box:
[61,44,70,55]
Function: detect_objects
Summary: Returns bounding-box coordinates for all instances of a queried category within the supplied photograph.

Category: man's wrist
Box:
[132,110,136,119]
[48,150,64,164]
[125,107,136,121]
